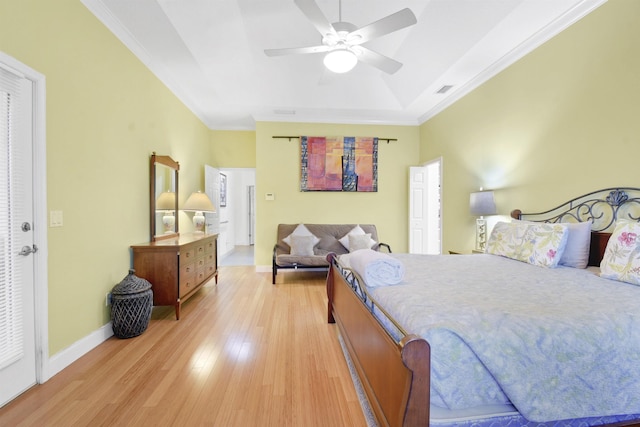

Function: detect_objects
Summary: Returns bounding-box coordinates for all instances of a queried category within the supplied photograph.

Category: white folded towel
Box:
[348,249,405,288]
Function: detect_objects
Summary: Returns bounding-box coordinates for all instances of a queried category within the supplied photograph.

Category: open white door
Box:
[0,60,37,407]
[204,165,221,236]
[409,158,442,254]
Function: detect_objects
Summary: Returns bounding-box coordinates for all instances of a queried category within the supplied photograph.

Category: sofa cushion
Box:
[276,250,331,267]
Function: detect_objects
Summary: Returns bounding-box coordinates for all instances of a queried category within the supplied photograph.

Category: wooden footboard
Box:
[327,255,430,427]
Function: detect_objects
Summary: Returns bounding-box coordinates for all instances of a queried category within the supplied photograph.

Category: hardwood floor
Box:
[0,267,367,426]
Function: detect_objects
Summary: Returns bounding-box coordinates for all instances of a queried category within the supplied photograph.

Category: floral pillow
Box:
[518,222,569,267]
[486,221,526,257]
[513,219,592,268]
[487,221,569,268]
[600,220,640,286]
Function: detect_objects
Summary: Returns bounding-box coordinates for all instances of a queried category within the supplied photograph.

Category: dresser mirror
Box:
[150,153,179,241]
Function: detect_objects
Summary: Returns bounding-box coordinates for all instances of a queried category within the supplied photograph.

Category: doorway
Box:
[208,168,256,266]
[409,158,442,254]
[0,53,47,407]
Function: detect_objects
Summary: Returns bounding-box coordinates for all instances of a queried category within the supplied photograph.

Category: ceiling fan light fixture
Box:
[324,49,357,73]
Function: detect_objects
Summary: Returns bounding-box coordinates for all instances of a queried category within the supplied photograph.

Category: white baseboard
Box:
[45,322,113,381]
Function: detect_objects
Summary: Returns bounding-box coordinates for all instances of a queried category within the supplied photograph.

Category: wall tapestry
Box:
[300,136,378,192]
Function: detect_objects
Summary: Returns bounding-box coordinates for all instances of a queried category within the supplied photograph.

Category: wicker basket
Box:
[110,269,153,339]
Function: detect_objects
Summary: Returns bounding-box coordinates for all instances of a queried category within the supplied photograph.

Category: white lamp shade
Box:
[470,191,497,216]
[156,191,176,210]
[324,49,357,73]
[183,191,215,212]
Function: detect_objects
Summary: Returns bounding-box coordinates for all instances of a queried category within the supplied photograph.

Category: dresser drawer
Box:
[179,261,196,297]
[204,239,215,253]
[204,262,216,277]
[196,256,206,269]
[179,273,197,297]
[204,252,215,267]
[195,243,206,257]
[195,266,207,283]
[181,247,196,262]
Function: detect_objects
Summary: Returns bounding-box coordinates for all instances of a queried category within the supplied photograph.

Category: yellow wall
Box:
[419,0,640,253]
[1,0,212,355]
[255,122,420,266]
[210,130,256,168]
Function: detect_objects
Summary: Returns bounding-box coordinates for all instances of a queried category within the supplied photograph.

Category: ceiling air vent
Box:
[274,109,296,115]
[436,85,454,94]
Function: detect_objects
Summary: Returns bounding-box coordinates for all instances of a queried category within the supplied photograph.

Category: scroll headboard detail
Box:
[510,188,640,266]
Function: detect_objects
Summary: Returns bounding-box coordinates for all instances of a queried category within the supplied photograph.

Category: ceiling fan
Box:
[264,0,417,74]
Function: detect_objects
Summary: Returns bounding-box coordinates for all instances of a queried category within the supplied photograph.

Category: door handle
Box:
[19,244,38,256]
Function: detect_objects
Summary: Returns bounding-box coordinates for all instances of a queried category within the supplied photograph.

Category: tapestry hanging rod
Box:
[272,136,397,143]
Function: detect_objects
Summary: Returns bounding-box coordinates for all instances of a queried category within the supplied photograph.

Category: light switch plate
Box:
[50,210,63,227]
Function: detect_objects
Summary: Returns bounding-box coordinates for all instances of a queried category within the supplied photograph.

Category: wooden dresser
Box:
[131,233,218,320]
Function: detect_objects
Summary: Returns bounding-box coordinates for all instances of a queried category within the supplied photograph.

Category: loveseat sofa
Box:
[272,223,390,284]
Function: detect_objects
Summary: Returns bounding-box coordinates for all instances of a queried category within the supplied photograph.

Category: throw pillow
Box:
[600,219,640,286]
[517,222,569,268]
[558,220,592,268]
[349,233,373,252]
[289,235,316,256]
[339,225,376,251]
[487,221,569,268]
[283,224,320,248]
[486,221,526,258]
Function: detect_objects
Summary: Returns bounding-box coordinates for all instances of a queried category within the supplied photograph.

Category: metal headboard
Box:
[511,187,640,232]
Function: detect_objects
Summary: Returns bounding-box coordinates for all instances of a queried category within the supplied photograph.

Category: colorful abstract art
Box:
[300,136,378,192]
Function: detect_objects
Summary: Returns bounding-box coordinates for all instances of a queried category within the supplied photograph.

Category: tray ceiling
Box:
[82,0,605,130]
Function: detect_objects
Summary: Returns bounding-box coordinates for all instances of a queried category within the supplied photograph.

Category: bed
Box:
[326,187,640,427]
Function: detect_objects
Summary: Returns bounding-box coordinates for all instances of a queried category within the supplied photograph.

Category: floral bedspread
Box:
[367,253,640,422]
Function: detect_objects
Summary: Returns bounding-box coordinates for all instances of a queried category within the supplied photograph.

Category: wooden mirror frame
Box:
[150,153,179,241]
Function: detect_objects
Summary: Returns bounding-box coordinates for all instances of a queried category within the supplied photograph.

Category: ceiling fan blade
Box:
[348,8,417,45]
[264,45,331,57]
[356,46,403,74]
[294,0,337,37]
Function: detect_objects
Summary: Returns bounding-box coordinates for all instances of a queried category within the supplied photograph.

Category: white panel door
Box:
[204,165,221,235]
[0,64,36,407]
[409,158,442,254]
[409,166,427,253]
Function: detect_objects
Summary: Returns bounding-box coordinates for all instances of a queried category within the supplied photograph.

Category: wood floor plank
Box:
[0,267,367,427]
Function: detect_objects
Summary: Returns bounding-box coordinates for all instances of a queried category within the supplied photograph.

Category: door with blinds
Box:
[0,62,37,407]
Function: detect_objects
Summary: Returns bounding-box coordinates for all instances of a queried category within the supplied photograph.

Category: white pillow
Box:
[339,225,376,251]
[349,233,373,252]
[600,219,640,286]
[289,235,316,256]
[513,219,592,268]
[283,224,320,247]
[558,221,592,269]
